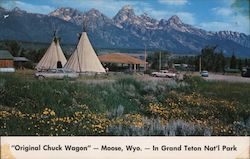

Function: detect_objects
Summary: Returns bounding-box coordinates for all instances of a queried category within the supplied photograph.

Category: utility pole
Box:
[144,45,147,73]
[199,55,202,72]
[159,51,162,71]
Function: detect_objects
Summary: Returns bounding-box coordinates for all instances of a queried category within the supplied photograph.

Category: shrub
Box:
[0,74,249,136]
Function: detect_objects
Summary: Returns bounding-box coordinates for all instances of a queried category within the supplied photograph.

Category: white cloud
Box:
[200,14,250,34]
[200,21,232,32]
[1,1,55,14]
[208,4,250,34]
[146,9,196,25]
[212,7,233,16]
[158,0,188,5]
[16,1,55,14]
[175,12,195,24]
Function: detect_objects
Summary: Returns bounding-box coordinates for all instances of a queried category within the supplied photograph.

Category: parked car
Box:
[242,68,250,77]
[35,69,79,79]
[200,70,209,77]
[151,70,176,78]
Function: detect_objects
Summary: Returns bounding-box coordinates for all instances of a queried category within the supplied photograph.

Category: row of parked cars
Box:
[35,69,208,79]
[199,69,250,78]
[35,68,250,80]
[150,70,209,78]
[36,69,178,79]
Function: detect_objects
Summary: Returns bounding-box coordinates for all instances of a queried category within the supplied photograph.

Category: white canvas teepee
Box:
[64,32,105,73]
[36,37,67,70]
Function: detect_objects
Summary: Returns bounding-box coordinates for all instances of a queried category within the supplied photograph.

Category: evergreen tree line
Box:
[0,41,46,63]
[1,41,249,72]
[171,45,249,72]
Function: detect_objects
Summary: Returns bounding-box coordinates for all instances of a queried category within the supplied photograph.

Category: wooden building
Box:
[0,50,15,72]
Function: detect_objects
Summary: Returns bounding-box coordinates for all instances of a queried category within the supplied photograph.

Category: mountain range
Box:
[0,5,249,57]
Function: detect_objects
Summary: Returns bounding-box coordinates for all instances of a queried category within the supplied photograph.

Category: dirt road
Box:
[204,73,250,83]
[72,72,250,84]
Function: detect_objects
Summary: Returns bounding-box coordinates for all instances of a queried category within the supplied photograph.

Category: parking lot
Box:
[203,73,250,83]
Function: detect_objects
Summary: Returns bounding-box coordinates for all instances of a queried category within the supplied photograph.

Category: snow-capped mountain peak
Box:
[0,5,249,57]
[49,7,84,25]
[12,7,26,14]
[113,5,136,24]
[168,15,183,25]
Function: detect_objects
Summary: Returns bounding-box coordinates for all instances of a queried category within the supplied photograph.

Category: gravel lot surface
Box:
[203,73,250,83]
[73,72,250,84]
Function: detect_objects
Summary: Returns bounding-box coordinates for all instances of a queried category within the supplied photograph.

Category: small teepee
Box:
[64,32,105,73]
[36,34,67,70]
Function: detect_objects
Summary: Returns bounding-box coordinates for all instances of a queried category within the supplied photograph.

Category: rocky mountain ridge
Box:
[0,5,249,56]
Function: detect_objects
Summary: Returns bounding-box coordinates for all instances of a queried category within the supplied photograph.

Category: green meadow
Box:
[0,73,249,136]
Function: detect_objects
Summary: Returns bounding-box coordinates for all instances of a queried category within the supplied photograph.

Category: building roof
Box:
[13,57,30,62]
[98,53,147,65]
[0,50,14,60]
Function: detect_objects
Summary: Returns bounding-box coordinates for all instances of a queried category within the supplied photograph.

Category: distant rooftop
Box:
[98,53,146,65]
[13,57,30,62]
[0,50,13,60]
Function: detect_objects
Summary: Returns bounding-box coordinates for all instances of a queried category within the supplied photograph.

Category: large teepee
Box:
[36,37,67,70]
[64,32,105,73]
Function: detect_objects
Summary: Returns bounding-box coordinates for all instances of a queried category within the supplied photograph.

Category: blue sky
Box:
[1,0,249,34]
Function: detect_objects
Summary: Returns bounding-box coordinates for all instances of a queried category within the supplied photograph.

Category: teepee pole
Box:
[144,45,147,72]
[76,33,82,73]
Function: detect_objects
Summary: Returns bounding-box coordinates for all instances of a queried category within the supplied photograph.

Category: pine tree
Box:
[230,53,237,69]
[200,45,225,72]
[238,59,242,70]
[245,58,249,67]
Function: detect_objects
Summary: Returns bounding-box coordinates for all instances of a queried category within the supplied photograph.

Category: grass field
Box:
[0,72,249,136]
